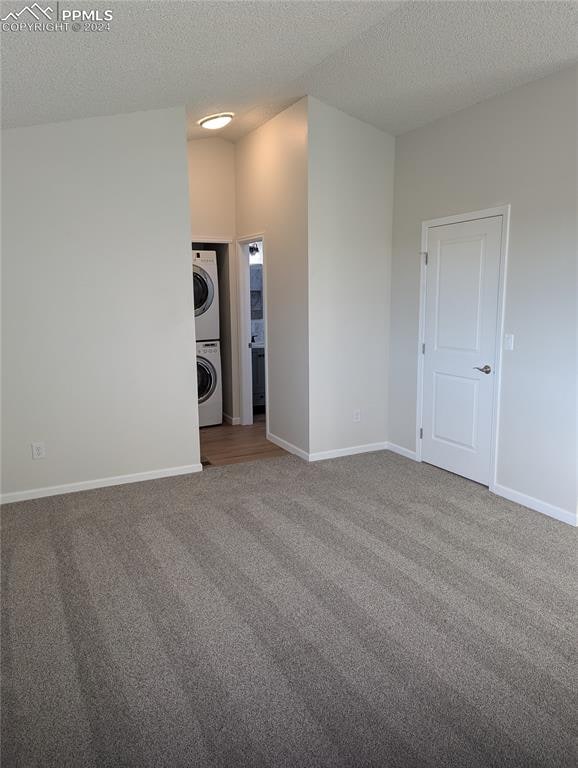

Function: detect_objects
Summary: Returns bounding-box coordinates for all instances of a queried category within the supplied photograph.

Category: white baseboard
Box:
[380,444,574,526]
[491,483,577,527]
[267,436,390,463]
[308,442,389,462]
[1,464,203,505]
[223,413,240,426]
[385,442,420,461]
[266,432,309,461]
[266,434,418,464]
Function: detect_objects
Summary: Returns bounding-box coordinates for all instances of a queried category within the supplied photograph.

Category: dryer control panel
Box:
[199,342,219,355]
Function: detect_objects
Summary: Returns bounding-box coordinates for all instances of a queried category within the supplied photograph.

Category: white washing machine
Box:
[193,249,220,341]
[196,340,222,427]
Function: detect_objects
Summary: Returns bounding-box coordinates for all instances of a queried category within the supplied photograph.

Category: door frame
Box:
[236,233,268,429]
[415,205,511,491]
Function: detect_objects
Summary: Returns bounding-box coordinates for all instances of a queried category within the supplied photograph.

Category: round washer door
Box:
[197,357,217,404]
[193,265,215,317]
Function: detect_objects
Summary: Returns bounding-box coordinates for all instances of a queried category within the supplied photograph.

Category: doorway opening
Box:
[236,236,269,429]
[194,235,287,467]
[241,240,267,424]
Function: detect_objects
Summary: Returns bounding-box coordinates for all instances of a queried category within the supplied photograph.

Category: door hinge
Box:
[419,428,423,439]
[422,343,425,354]
[420,251,428,265]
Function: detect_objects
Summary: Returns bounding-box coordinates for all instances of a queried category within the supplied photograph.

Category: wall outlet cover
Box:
[31,442,46,460]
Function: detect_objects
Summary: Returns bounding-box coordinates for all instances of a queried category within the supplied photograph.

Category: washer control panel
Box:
[192,250,217,264]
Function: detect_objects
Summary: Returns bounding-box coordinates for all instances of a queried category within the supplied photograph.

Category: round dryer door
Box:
[197,357,217,404]
[193,265,215,317]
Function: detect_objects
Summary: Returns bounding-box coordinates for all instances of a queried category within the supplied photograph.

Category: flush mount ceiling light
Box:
[198,112,234,130]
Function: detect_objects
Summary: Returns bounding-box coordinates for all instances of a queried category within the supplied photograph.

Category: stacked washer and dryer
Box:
[193,249,222,427]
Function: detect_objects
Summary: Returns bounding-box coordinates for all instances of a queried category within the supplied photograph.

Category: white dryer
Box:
[193,249,220,341]
[196,340,222,427]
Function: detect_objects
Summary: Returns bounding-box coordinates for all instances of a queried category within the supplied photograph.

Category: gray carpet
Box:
[1,451,577,767]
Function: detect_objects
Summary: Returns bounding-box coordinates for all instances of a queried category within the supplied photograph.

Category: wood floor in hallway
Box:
[199,414,288,466]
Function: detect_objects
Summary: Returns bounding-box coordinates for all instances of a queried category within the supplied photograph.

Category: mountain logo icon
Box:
[1,4,53,21]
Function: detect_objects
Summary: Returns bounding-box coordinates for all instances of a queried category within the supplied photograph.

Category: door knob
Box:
[473,364,492,374]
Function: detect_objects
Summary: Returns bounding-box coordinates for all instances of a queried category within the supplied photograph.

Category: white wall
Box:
[389,66,577,521]
[308,98,395,456]
[236,98,310,453]
[187,137,236,239]
[2,107,199,499]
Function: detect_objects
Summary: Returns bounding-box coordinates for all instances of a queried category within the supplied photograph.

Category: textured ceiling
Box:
[294,0,578,135]
[0,0,398,133]
[1,1,577,139]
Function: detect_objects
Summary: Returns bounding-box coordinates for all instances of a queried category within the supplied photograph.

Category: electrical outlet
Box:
[31,442,46,460]
[352,409,361,423]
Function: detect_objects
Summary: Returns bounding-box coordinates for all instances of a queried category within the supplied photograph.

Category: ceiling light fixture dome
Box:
[198,112,234,130]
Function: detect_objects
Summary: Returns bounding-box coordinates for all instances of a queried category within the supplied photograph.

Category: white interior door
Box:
[422,215,502,484]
